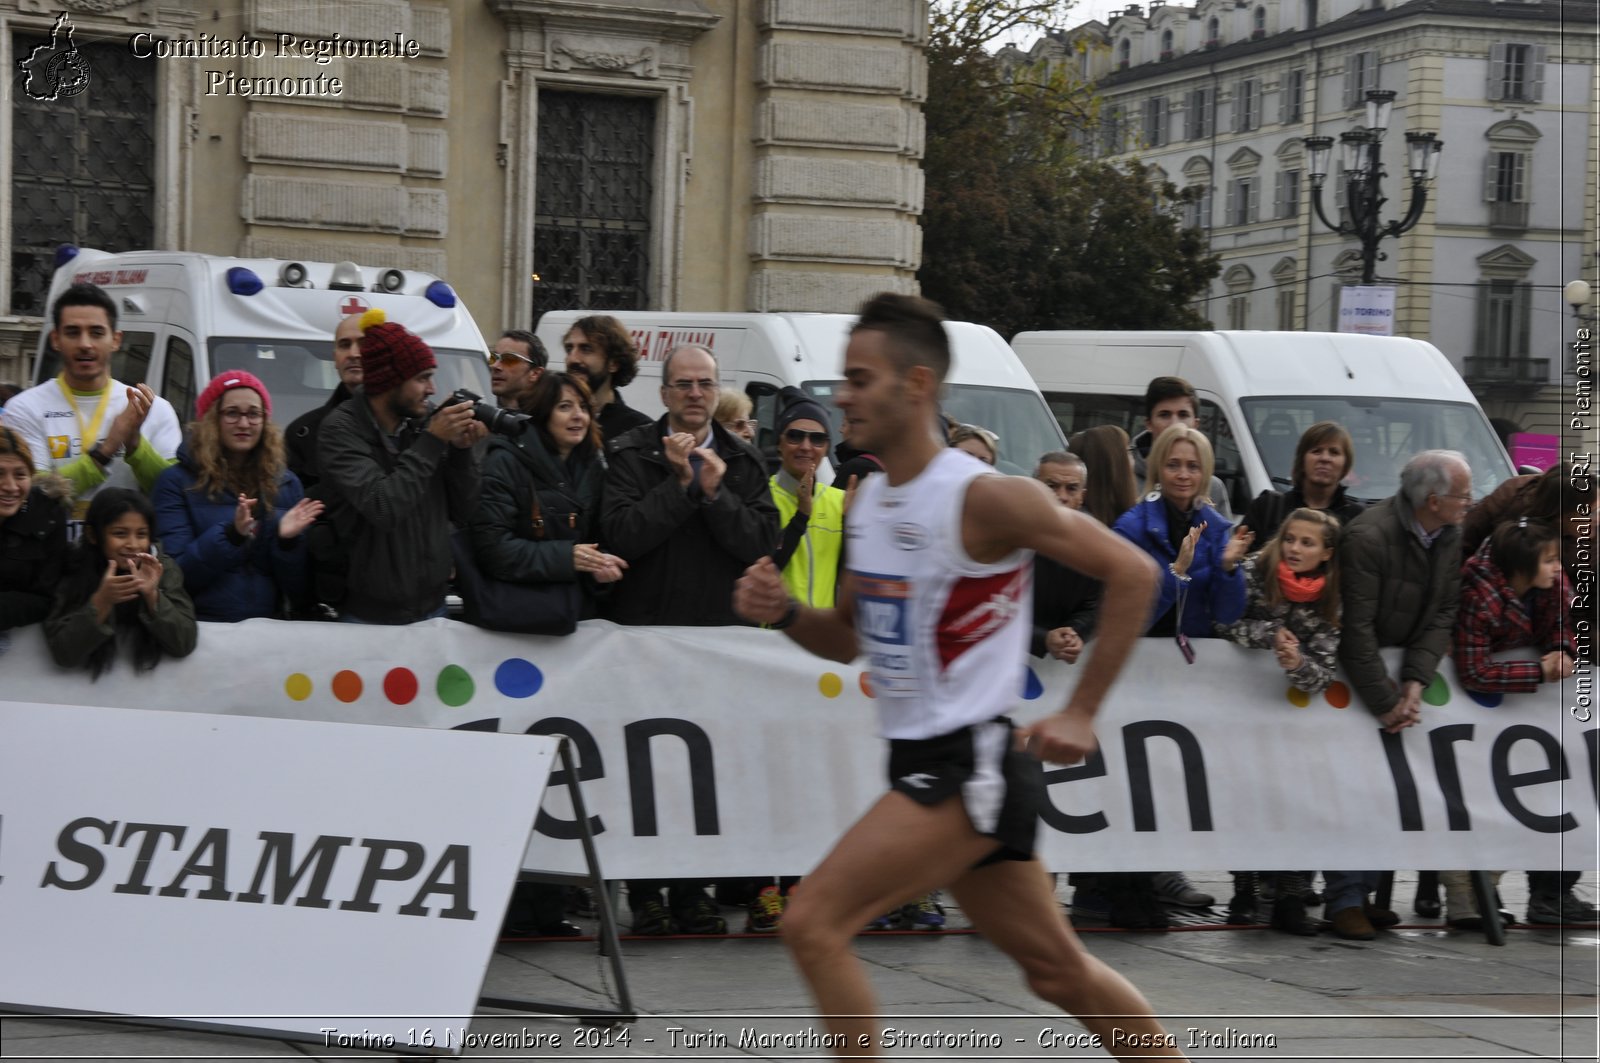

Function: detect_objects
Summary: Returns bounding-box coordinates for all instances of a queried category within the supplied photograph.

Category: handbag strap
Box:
[531,492,546,539]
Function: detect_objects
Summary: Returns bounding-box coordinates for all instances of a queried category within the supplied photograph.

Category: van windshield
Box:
[801,381,1067,475]
[1239,397,1514,504]
[210,340,492,426]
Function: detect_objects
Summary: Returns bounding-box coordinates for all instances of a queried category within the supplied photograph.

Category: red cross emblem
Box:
[339,296,368,317]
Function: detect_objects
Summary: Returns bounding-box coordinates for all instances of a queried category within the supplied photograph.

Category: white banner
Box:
[1337,284,1398,335]
[0,700,554,1048]
[1,621,1593,874]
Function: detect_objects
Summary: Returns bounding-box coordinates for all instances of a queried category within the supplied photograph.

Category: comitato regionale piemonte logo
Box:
[19,12,92,102]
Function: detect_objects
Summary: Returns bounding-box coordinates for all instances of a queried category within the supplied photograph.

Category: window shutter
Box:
[1274,172,1286,218]
[1514,282,1532,359]
[1529,45,1547,102]
[1248,178,1259,223]
[1201,89,1213,137]
[1226,180,1237,223]
[1512,152,1527,203]
[1473,283,1490,359]
[1487,43,1507,102]
[1344,57,1357,108]
[1483,152,1499,202]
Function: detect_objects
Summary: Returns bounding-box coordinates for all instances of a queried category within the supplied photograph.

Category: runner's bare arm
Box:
[964,476,1157,751]
[733,558,859,663]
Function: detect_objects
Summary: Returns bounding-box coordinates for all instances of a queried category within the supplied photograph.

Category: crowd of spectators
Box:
[0,283,1591,938]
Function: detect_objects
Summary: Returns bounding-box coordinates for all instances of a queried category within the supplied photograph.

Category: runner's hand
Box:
[1016,711,1097,765]
[734,557,793,625]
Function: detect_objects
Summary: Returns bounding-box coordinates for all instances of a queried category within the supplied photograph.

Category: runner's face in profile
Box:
[837,329,912,455]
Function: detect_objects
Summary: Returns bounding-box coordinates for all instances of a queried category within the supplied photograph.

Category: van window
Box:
[209,339,492,426]
[33,330,154,387]
[162,337,195,420]
[802,380,1065,476]
[1239,397,1512,503]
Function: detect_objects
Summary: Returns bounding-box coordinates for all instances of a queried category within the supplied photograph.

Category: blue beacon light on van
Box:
[54,245,80,270]
[424,280,457,308]
[225,267,264,296]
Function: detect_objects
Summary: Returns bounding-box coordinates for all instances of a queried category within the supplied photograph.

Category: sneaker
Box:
[567,887,599,918]
[1527,892,1599,926]
[745,886,786,933]
[899,892,946,931]
[1153,871,1215,908]
[864,912,896,931]
[672,889,727,935]
[631,897,674,936]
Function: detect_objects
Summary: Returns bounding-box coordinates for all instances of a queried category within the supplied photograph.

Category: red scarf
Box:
[1277,560,1326,603]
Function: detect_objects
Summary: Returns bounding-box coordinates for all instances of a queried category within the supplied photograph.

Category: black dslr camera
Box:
[436,387,531,437]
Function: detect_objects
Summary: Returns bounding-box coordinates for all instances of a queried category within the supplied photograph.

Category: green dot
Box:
[436,664,475,707]
[1421,673,1451,706]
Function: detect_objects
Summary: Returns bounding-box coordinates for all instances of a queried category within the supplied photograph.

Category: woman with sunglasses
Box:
[152,372,322,621]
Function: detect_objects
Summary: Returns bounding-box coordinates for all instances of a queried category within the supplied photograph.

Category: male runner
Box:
[734,293,1188,1060]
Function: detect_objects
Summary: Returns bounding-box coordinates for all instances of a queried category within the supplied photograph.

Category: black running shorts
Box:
[886,717,1043,865]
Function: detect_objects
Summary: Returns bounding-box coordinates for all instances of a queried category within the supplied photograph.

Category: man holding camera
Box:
[315,310,486,624]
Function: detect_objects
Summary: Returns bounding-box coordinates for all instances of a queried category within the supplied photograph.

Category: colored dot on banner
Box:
[859,673,875,699]
[1286,687,1311,708]
[1467,689,1504,708]
[495,658,543,698]
[1021,667,1044,701]
[1422,673,1451,706]
[818,672,843,698]
[330,670,363,703]
[284,673,312,701]
[1324,681,1351,709]
[383,668,419,705]
[437,664,475,707]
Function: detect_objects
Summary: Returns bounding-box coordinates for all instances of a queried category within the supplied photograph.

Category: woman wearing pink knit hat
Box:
[151,370,323,621]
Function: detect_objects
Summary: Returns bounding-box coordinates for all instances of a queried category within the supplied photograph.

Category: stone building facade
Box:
[0,0,929,387]
[1008,0,1597,439]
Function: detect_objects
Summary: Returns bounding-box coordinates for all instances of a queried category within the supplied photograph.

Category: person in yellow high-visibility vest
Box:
[768,389,846,610]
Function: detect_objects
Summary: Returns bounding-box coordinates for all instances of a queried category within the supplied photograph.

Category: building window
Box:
[1183,185,1213,230]
[1161,29,1174,58]
[1185,87,1214,140]
[1253,6,1267,36]
[1483,150,1529,229]
[1475,279,1531,364]
[1276,289,1296,329]
[1489,43,1546,103]
[531,91,655,315]
[1275,168,1302,219]
[9,32,156,316]
[1344,49,1379,108]
[1100,105,1124,156]
[1226,177,1258,226]
[1206,17,1220,47]
[1143,97,1169,147]
[1118,38,1131,68]
[1233,78,1261,132]
[1281,69,1305,123]
[1228,295,1250,328]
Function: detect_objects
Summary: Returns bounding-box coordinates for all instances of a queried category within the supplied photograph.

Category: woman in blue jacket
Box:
[1114,423,1252,641]
[153,372,322,621]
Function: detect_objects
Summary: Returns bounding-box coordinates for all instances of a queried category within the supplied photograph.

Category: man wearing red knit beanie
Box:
[310,309,487,622]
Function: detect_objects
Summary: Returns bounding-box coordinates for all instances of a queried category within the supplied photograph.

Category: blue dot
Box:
[494,658,543,698]
[1021,667,1044,701]
[1466,689,1503,709]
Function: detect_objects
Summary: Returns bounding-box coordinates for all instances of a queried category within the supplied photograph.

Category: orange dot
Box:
[1324,681,1351,709]
[1287,687,1311,707]
[331,669,363,703]
[858,672,875,699]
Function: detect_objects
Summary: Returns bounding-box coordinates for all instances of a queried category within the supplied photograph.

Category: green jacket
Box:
[44,546,197,671]
[769,472,846,608]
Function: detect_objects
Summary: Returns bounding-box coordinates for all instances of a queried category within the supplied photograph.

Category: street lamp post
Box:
[1302,89,1443,284]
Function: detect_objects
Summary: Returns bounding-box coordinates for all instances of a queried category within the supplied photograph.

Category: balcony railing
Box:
[1463,356,1549,389]
[1489,201,1529,230]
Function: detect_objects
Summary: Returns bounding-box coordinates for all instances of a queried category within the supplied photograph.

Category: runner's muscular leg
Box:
[948,860,1190,1061]
[781,791,998,1054]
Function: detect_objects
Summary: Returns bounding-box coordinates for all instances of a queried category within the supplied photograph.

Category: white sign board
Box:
[1,622,1594,874]
[1337,284,1398,335]
[0,700,555,1050]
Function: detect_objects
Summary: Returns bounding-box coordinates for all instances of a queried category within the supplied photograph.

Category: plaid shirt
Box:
[1452,542,1575,694]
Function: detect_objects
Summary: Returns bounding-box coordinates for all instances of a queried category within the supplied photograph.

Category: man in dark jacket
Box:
[601,343,778,937]
[601,343,778,627]
[562,314,652,442]
[1030,451,1098,661]
[286,312,365,490]
[1240,420,1366,542]
[1325,448,1471,941]
[315,311,485,623]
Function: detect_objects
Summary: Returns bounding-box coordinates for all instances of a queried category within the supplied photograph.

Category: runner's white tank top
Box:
[847,448,1034,740]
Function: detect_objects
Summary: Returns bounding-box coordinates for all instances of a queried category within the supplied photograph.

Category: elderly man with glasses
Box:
[599,343,779,937]
[1324,448,1473,941]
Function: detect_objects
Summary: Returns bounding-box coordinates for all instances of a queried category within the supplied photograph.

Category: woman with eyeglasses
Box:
[152,372,322,621]
[715,390,758,444]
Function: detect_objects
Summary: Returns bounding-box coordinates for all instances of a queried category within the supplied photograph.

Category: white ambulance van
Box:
[31,247,492,424]
[534,310,1066,474]
[1011,329,1515,514]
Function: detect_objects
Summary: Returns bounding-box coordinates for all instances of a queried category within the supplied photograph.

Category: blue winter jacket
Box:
[152,444,311,622]
[1113,493,1247,636]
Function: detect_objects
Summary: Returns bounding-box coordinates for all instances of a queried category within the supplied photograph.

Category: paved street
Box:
[4,873,1596,1062]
